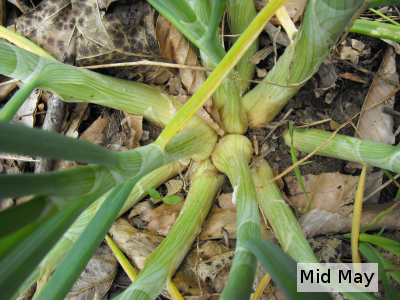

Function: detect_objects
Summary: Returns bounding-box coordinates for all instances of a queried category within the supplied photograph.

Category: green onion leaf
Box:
[243,239,332,300]
[36,180,136,300]
[359,241,400,295]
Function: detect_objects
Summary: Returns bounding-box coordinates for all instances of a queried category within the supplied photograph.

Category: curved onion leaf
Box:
[36,180,136,300]
[0,197,90,300]
[359,242,400,299]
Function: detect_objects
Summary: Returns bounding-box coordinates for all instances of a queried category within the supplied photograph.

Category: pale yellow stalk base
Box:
[106,235,138,281]
[252,273,271,300]
[212,135,262,300]
[0,25,56,60]
[251,158,317,264]
[167,280,184,300]
[351,164,367,275]
[275,5,297,40]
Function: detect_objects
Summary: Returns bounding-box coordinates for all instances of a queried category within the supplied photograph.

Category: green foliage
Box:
[148,188,182,204]
[243,239,332,300]
[288,122,311,213]
[1,0,397,299]
[358,242,400,299]
[148,188,161,200]
[36,180,136,300]
[161,195,182,205]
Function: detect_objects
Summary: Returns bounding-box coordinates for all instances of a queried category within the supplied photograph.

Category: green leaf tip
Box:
[148,188,161,200]
[162,195,182,205]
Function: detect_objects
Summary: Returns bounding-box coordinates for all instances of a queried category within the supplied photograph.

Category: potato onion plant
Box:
[0,0,397,299]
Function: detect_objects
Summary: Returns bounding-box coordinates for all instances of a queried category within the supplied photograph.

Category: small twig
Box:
[364,173,400,202]
[221,34,242,37]
[34,94,66,173]
[81,60,214,72]
[383,106,400,118]
[13,111,47,119]
[296,118,332,129]
[221,227,229,248]
[221,8,226,48]
[0,153,39,162]
[261,108,293,144]
[332,56,400,87]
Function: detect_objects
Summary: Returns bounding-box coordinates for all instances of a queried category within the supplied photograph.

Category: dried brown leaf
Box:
[249,46,274,65]
[66,244,117,300]
[356,46,399,145]
[165,179,183,196]
[8,0,33,14]
[79,116,109,145]
[74,0,159,62]
[300,203,400,238]
[147,201,184,236]
[285,172,382,213]
[128,200,154,221]
[13,88,41,127]
[156,15,225,135]
[264,22,290,47]
[0,77,17,100]
[340,72,367,83]
[197,251,235,282]
[16,0,77,63]
[310,236,342,263]
[64,102,89,138]
[339,45,360,64]
[181,242,268,298]
[109,218,164,271]
[156,15,205,95]
[121,112,143,149]
[317,59,338,89]
[351,39,366,52]
[256,67,267,78]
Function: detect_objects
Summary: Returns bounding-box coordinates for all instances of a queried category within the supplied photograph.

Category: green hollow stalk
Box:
[148,0,225,66]
[36,179,137,300]
[0,79,39,121]
[115,158,225,300]
[251,158,317,264]
[350,19,400,43]
[243,0,366,128]
[188,0,248,134]
[0,39,191,128]
[0,39,218,160]
[252,159,375,299]
[284,128,400,174]
[369,0,400,8]
[212,135,261,300]
[0,115,217,203]
[155,0,289,148]
[14,162,186,299]
[226,0,258,94]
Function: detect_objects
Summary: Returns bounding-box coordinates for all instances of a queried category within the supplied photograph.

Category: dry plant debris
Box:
[2,1,400,299]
